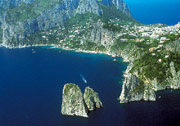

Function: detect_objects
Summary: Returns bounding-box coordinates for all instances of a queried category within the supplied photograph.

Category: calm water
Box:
[124,0,180,25]
[0,47,180,126]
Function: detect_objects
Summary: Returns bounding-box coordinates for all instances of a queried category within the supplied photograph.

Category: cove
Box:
[0,47,180,126]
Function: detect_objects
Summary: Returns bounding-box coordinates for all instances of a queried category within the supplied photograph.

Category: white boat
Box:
[113,59,117,62]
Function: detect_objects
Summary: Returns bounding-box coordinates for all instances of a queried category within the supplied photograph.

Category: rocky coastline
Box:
[1,0,180,105]
[2,36,180,105]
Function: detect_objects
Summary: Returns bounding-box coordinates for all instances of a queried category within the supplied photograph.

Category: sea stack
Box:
[61,84,103,117]
[61,83,88,117]
[84,86,103,111]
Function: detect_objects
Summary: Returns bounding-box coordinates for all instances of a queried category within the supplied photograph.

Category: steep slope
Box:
[0,0,135,48]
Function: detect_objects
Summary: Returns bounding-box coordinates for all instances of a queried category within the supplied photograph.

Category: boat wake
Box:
[80,74,87,83]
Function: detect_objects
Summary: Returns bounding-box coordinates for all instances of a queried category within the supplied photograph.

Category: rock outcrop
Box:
[84,21,114,46]
[76,0,102,15]
[151,62,180,91]
[61,83,88,117]
[112,0,131,17]
[167,62,180,89]
[84,86,103,111]
[119,63,156,103]
[61,83,103,117]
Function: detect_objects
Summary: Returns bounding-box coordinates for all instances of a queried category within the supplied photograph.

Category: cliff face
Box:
[1,0,80,47]
[168,62,180,89]
[83,21,115,46]
[112,0,131,17]
[119,60,180,103]
[61,83,88,117]
[119,63,156,103]
[76,0,102,15]
[84,86,103,111]
[151,62,180,91]
[0,0,34,8]
[61,84,103,117]
[0,0,132,48]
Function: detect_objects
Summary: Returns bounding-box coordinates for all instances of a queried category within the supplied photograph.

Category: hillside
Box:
[0,0,137,48]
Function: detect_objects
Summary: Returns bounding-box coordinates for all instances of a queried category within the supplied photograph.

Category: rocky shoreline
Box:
[0,43,156,104]
[2,42,180,105]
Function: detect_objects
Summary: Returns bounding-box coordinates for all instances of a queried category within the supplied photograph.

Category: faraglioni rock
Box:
[61,83,88,117]
[61,83,103,117]
[84,86,103,111]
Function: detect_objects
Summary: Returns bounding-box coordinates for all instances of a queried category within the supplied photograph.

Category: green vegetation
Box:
[161,33,180,44]
[110,38,157,56]
[5,0,62,23]
[99,4,138,23]
[64,83,78,95]
[129,39,180,83]
[103,22,123,32]
[64,13,99,33]
[2,0,140,47]
[61,39,106,52]
[118,34,137,39]
[131,81,145,94]
[131,50,169,83]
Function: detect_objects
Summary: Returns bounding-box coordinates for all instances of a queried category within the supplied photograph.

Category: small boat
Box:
[32,51,36,53]
[80,74,87,83]
[113,59,117,62]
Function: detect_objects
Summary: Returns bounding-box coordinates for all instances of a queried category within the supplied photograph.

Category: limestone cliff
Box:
[1,0,80,47]
[119,63,156,103]
[61,83,88,117]
[61,84,103,117]
[119,60,180,103]
[76,0,102,15]
[84,86,103,111]
[151,61,180,90]
[112,0,131,17]
[168,62,180,89]
[0,0,132,48]
[82,21,114,46]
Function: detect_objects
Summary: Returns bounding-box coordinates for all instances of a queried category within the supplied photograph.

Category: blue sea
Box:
[0,47,180,126]
[124,0,180,25]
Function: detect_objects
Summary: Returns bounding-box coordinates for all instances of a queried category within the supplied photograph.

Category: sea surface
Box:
[124,0,180,25]
[0,47,180,126]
